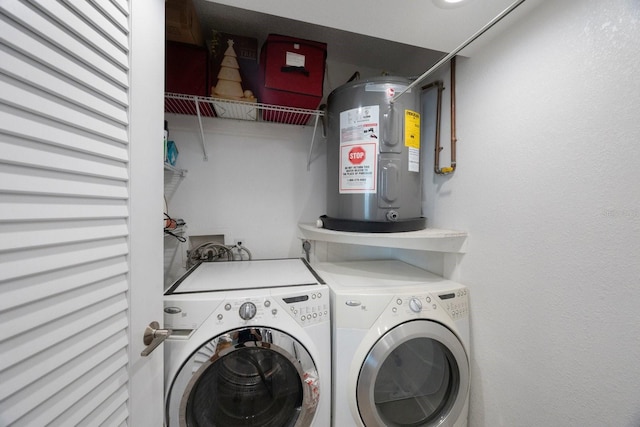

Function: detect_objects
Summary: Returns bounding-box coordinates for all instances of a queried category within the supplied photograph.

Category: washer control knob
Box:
[409,298,423,313]
[239,302,257,320]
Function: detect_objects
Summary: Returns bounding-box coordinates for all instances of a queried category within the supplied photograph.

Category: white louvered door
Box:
[0,1,164,426]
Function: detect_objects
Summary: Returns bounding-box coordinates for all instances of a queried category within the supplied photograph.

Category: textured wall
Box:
[422,1,640,425]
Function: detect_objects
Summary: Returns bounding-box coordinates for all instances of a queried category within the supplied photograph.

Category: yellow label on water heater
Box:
[405,110,421,172]
[404,110,420,148]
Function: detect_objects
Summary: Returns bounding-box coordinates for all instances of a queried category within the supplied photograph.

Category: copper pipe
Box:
[423,55,457,175]
[422,81,445,174]
[448,56,457,173]
[426,57,458,175]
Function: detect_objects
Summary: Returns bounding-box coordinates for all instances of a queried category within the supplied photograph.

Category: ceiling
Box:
[192,0,536,77]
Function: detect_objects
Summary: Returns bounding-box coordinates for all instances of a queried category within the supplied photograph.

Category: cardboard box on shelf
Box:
[165,0,204,46]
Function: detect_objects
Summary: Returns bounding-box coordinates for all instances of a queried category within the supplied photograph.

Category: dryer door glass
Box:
[168,327,319,427]
[357,320,469,427]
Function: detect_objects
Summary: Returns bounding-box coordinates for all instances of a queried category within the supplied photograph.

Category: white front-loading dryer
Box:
[163,259,331,427]
[315,260,470,427]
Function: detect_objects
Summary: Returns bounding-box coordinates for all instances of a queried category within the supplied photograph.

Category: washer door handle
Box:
[141,321,172,357]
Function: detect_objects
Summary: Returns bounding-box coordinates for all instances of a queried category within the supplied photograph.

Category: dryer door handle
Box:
[141,321,172,357]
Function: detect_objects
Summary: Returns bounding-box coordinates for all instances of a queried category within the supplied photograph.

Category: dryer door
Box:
[167,327,319,427]
[357,320,469,427]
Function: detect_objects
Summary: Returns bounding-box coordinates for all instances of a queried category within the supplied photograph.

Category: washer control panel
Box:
[281,291,329,327]
[212,289,329,327]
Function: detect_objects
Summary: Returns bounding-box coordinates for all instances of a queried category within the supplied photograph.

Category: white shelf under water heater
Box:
[297,223,468,253]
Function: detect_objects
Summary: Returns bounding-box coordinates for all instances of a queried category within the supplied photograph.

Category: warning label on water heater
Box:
[339,105,379,193]
[405,109,421,172]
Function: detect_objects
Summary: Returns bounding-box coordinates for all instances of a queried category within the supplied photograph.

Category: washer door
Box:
[357,320,469,427]
[167,327,320,427]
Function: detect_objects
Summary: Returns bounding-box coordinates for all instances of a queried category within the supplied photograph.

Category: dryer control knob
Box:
[409,298,423,313]
[239,302,257,320]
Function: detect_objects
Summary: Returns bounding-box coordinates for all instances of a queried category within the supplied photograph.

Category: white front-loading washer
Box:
[314,260,470,427]
[163,258,331,427]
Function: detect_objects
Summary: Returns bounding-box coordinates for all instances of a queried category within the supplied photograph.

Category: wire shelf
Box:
[164,92,324,126]
[164,92,325,167]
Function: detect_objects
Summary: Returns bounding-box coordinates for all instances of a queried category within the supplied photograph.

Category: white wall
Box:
[163,115,326,284]
[424,1,640,425]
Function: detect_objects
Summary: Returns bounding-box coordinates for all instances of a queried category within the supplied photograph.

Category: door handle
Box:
[141,321,172,357]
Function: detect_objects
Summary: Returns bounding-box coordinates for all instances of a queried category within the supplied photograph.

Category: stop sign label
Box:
[348,146,366,164]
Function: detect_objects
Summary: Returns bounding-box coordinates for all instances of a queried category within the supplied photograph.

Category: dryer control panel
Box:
[437,287,469,320]
[388,287,469,321]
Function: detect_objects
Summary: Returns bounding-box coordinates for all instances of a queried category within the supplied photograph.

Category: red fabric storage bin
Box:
[165,41,214,116]
[259,34,327,124]
[166,41,208,96]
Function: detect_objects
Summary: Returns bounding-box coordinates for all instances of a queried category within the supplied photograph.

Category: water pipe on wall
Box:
[423,80,444,172]
[441,56,457,175]
[422,56,457,175]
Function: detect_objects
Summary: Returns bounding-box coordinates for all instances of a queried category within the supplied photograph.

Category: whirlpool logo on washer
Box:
[345,300,367,310]
[164,306,182,314]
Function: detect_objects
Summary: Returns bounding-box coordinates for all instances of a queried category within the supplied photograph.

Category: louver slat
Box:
[0,106,128,161]
[3,1,128,87]
[0,16,127,106]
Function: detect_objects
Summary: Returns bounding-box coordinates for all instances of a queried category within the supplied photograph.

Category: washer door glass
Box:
[357,320,469,427]
[168,327,319,427]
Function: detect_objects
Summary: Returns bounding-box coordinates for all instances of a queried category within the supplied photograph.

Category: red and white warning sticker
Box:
[339,105,380,193]
[340,143,377,193]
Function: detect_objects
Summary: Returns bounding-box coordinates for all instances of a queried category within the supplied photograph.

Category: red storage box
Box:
[166,41,208,96]
[165,41,214,116]
[259,34,327,124]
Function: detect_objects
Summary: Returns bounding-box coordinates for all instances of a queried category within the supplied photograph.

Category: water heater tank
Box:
[321,76,426,232]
